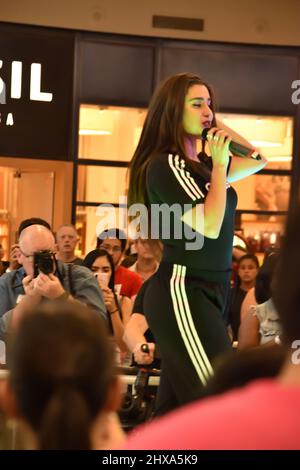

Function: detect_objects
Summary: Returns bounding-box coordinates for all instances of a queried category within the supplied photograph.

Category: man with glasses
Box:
[0,224,106,342]
[97,228,142,300]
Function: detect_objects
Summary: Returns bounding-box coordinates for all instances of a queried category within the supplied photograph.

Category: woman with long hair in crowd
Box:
[83,249,131,360]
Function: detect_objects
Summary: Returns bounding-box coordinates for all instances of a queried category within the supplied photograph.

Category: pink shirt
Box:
[125,380,300,450]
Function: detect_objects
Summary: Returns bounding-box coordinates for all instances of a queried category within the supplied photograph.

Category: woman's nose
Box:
[202,103,212,118]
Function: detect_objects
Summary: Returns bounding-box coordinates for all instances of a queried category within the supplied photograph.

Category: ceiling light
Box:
[79,106,114,135]
[79,129,111,135]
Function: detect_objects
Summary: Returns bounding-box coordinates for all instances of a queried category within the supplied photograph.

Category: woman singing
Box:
[128,73,266,414]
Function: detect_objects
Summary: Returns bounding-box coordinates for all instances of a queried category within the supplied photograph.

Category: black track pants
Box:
[144,262,232,410]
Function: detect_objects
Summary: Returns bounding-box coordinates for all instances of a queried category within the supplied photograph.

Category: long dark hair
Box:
[83,249,122,321]
[202,345,285,399]
[8,302,115,450]
[83,249,115,291]
[255,252,279,304]
[128,72,217,208]
[273,208,300,344]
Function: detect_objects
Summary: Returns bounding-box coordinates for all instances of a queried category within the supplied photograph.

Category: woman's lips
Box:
[202,121,211,128]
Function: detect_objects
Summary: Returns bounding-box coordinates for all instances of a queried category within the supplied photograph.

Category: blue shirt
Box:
[0,262,107,340]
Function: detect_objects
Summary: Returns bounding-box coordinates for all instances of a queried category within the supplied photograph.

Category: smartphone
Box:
[95,272,110,288]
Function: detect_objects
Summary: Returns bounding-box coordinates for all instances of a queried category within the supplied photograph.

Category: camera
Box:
[33,250,55,278]
[118,365,160,432]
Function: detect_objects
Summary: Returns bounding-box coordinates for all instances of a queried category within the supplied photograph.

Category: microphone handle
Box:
[229,141,262,161]
[201,128,262,160]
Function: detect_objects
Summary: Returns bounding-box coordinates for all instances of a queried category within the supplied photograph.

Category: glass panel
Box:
[77,165,128,204]
[79,106,293,170]
[78,105,147,161]
[75,205,127,258]
[232,174,291,213]
[76,203,287,259]
[216,113,293,170]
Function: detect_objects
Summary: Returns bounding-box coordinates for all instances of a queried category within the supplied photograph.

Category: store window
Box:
[76,105,146,256]
[75,105,293,258]
[77,166,128,204]
[78,105,146,162]
[218,113,293,257]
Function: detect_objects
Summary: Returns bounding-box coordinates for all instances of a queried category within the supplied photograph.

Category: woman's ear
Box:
[0,379,20,419]
[104,375,123,412]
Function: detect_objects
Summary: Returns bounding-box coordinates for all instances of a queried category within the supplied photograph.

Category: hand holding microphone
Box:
[204,127,232,168]
[202,127,262,161]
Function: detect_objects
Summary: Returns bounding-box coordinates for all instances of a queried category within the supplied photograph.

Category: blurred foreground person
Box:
[0,302,124,450]
[124,207,300,450]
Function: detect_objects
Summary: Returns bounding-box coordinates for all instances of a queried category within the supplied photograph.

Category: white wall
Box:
[1,0,300,46]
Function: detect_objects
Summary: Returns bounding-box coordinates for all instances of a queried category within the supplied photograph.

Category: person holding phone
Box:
[83,249,132,361]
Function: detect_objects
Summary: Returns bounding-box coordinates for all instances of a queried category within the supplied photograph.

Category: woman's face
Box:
[182,84,214,137]
[91,255,112,288]
[91,256,112,276]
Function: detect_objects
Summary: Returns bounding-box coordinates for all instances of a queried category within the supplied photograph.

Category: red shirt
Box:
[125,380,300,450]
[114,265,142,299]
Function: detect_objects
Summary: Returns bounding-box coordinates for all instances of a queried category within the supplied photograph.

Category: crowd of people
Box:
[0,72,299,450]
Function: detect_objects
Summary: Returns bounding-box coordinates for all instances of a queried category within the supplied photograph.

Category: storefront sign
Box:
[0,61,54,128]
[0,24,74,160]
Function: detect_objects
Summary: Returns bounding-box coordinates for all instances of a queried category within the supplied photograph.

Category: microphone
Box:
[201,128,262,160]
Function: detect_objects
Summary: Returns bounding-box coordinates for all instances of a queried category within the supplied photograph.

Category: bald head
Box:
[19,225,55,251]
[19,225,56,276]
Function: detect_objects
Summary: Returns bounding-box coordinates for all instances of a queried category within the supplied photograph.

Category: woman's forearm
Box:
[203,164,227,238]
[123,314,148,352]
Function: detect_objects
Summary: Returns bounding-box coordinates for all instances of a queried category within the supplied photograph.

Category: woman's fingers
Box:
[213,130,229,145]
[207,128,231,146]
[206,127,231,167]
